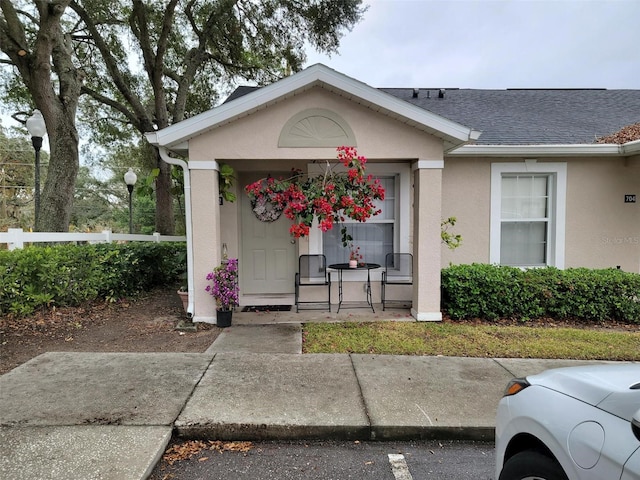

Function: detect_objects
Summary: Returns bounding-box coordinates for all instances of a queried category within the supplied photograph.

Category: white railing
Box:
[0,228,186,251]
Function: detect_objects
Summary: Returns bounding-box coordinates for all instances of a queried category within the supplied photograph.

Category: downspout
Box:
[158,147,195,319]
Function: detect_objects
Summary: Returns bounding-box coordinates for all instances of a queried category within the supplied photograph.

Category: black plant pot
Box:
[216,309,233,328]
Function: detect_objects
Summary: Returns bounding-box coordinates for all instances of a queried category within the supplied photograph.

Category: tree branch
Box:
[0,0,30,65]
[80,85,139,128]
[70,0,150,129]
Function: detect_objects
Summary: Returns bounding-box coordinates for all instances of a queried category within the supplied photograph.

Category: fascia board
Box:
[148,64,474,148]
[621,139,640,155]
[144,131,158,144]
[145,131,189,156]
[448,144,622,157]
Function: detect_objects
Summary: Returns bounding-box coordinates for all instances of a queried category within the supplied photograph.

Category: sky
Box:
[4,0,638,142]
[303,0,640,89]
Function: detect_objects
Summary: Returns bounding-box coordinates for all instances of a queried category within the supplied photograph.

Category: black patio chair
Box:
[295,254,331,312]
[381,253,413,310]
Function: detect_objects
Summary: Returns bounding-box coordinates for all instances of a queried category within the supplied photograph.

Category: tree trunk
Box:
[0,0,81,232]
[39,114,79,231]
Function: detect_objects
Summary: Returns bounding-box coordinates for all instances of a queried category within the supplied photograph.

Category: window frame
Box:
[490,161,566,268]
[308,162,411,279]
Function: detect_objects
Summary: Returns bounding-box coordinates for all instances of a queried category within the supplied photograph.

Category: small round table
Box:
[328,263,381,313]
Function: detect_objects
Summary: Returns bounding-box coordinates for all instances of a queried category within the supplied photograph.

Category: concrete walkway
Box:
[0,322,623,480]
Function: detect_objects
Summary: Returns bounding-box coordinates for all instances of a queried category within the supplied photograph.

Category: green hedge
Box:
[0,243,186,316]
[441,264,640,323]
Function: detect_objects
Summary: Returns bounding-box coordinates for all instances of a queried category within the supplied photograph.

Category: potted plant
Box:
[177,285,189,312]
[349,245,363,268]
[205,258,239,327]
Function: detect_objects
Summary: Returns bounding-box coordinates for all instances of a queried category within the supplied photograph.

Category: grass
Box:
[302,322,640,361]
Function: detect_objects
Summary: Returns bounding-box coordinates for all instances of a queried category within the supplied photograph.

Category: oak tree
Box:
[1,0,365,233]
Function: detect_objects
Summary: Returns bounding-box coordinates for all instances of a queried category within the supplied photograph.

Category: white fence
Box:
[0,228,186,251]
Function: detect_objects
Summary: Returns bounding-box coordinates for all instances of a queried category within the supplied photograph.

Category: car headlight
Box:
[503,378,531,396]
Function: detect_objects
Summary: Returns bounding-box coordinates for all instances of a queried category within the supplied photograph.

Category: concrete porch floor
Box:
[225,304,416,325]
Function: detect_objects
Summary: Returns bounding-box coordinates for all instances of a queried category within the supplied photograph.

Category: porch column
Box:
[412,160,444,321]
[190,161,221,323]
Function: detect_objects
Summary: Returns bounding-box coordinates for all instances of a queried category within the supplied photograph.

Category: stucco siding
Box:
[413,167,443,320]
[191,170,221,321]
[441,155,640,272]
[565,156,640,272]
[441,157,491,265]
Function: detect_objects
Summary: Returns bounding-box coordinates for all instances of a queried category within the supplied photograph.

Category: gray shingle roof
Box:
[224,85,640,145]
[381,88,640,145]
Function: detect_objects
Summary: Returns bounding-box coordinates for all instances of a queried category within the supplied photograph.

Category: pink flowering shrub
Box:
[205,258,239,311]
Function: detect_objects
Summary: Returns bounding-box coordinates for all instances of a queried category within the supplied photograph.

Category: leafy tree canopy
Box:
[1,0,366,233]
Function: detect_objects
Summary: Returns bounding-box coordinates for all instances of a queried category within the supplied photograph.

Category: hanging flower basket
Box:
[245,147,385,242]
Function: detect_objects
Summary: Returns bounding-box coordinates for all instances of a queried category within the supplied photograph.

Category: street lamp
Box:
[26,110,46,230]
[124,168,137,234]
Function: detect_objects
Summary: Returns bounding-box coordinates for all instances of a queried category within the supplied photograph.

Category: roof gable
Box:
[146,64,477,152]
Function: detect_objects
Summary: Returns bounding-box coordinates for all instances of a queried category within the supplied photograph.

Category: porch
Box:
[146,65,479,324]
[226,304,417,326]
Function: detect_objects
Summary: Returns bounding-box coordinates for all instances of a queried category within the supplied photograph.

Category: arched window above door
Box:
[278,108,357,147]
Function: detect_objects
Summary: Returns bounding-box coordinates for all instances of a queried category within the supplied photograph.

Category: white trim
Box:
[193,316,216,324]
[308,217,322,254]
[621,139,640,155]
[412,309,443,322]
[144,64,475,149]
[449,144,622,157]
[189,160,219,171]
[490,161,567,268]
[413,159,444,170]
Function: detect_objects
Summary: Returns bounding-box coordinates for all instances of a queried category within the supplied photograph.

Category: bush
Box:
[0,242,186,316]
[441,264,640,323]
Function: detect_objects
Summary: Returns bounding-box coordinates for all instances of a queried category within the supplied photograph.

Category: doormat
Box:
[242,305,292,312]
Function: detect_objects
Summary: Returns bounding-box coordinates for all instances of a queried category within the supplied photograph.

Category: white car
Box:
[496,364,640,480]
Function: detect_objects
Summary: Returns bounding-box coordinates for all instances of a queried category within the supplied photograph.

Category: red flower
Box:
[246,147,385,242]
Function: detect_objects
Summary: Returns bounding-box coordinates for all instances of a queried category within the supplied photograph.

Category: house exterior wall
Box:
[187,86,446,321]
[441,155,640,273]
[190,169,221,322]
[565,156,639,272]
[441,158,491,265]
[413,166,444,320]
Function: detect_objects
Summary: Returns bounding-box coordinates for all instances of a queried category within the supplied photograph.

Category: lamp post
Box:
[26,110,46,230]
[124,168,137,234]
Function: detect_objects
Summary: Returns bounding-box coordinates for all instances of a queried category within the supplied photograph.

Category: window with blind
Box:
[490,162,567,268]
[323,175,396,266]
[500,175,550,266]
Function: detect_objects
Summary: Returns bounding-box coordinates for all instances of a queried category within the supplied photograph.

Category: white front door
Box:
[240,173,297,295]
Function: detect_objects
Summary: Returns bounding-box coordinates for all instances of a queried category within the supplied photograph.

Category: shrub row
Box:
[3,247,638,323]
[0,243,186,316]
[441,264,640,323]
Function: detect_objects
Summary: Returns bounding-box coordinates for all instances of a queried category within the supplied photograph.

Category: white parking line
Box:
[388,453,414,480]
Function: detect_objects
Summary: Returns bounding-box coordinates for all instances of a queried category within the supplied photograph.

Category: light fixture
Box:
[124,168,137,234]
[26,110,46,230]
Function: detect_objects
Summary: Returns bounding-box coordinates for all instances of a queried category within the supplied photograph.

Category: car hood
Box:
[527,364,640,421]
